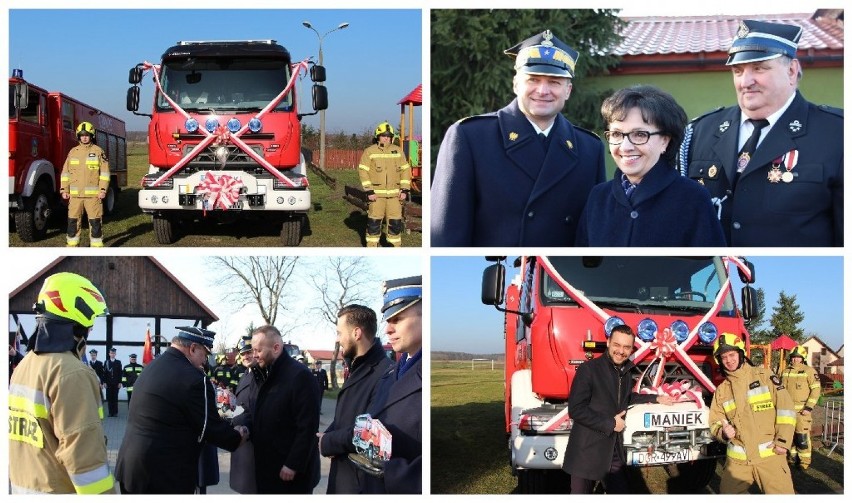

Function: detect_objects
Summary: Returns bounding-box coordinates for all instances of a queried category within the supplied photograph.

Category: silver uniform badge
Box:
[788,120,802,133]
[719,121,730,133]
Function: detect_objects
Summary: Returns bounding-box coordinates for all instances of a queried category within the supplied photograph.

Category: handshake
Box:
[234,425,250,446]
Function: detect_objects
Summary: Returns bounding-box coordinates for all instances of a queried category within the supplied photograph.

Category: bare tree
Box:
[306,256,378,389]
[208,256,305,339]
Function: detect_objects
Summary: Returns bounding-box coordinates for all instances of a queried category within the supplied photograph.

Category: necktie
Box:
[538,132,548,151]
[736,119,770,173]
[621,174,636,200]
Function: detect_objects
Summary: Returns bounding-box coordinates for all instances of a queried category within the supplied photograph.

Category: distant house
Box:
[801,336,842,375]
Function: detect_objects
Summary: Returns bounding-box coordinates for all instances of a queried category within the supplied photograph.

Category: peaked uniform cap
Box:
[727,19,802,65]
[504,29,579,78]
[381,275,422,321]
[176,326,216,352]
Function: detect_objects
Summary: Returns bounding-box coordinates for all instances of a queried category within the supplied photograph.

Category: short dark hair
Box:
[610,324,635,339]
[601,85,687,165]
[337,304,377,340]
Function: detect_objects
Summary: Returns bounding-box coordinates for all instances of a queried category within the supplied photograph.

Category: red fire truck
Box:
[482,256,757,493]
[9,69,128,242]
[127,39,328,245]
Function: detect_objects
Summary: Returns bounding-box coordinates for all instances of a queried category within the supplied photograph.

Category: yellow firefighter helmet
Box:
[34,272,109,328]
[374,121,395,139]
[76,121,96,138]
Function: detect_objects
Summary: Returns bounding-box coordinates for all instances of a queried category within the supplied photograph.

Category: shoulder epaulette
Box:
[688,106,725,124]
[817,104,843,118]
[458,111,498,125]
[573,124,601,140]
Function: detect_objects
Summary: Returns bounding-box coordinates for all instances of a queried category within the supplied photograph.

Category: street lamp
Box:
[302,20,349,172]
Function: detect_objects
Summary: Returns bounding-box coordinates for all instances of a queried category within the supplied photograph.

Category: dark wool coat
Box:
[431,98,606,247]
[321,340,393,494]
[362,354,422,494]
[683,91,843,246]
[576,159,726,247]
[562,352,657,481]
[229,366,262,494]
[115,347,241,494]
[250,352,321,494]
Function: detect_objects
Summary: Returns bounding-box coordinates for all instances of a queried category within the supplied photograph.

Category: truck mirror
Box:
[741,286,757,320]
[13,82,29,111]
[481,264,506,306]
[129,65,144,85]
[126,86,140,112]
[312,84,328,111]
[484,256,506,262]
[737,259,755,284]
[310,65,326,83]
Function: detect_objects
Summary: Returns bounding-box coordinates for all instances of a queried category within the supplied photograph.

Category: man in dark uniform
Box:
[319,304,393,493]
[103,347,123,417]
[88,348,105,401]
[230,338,260,494]
[359,276,422,494]
[121,354,144,405]
[432,29,606,246]
[681,19,843,246]
[312,360,329,414]
[115,327,246,494]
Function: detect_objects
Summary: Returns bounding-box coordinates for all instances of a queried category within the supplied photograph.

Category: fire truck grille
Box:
[182,145,268,174]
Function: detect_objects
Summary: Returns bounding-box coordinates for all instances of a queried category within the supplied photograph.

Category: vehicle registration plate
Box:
[643,410,705,429]
[631,449,691,465]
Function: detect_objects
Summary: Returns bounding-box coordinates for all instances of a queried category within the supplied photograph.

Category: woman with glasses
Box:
[575,85,725,246]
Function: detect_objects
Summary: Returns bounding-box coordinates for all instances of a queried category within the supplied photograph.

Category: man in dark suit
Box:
[115,327,246,494]
[250,325,321,494]
[360,276,422,494]
[230,338,260,494]
[103,347,123,417]
[681,19,843,246]
[319,304,393,493]
[562,325,673,493]
[432,29,606,246]
[88,348,105,401]
[311,360,329,415]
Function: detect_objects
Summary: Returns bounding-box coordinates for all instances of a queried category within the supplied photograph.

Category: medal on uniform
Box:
[708,165,718,178]
[509,132,518,141]
[767,165,783,183]
[736,152,750,172]
[777,149,799,183]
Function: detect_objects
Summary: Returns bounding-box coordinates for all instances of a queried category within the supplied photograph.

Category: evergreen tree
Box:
[769,291,805,341]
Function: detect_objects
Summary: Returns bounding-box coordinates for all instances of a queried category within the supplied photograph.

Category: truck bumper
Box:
[511,430,570,470]
[139,172,310,212]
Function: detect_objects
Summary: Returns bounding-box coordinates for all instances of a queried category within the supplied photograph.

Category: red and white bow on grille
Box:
[640,380,704,409]
[196,172,244,212]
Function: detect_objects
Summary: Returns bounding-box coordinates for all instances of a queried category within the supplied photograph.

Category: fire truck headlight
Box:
[604,316,626,338]
[185,118,199,133]
[637,318,658,342]
[227,118,241,133]
[698,322,718,344]
[671,320,689,342]
[248,118,262,133]
[205,118,220,133]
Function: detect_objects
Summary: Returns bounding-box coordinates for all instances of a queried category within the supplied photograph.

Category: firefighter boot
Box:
[366,218,382,247]
[89,218,104,248]
[66,218,80,247]
[387,219,404,247]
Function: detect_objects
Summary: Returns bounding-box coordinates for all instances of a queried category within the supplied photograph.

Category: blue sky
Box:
[8,9,422,134]
[432,256,844,354]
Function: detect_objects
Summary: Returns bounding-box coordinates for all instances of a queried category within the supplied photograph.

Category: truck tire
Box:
[153,214,177,244]
[516,469,570,494]
[280,215,302,246]
[104,180,119,216]
[664,459,717,493]
[15,180,52,242]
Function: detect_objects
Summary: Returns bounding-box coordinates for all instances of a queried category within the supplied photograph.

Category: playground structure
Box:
[397,83,422,194]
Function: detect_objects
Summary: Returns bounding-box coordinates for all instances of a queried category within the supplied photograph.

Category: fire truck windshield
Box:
[157,58,293,112]
[541,256,736,316]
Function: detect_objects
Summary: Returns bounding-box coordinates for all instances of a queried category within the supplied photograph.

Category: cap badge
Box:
[509,132,518,141]
[542,30,554,47]
[737,21,749,39]
[788,119,802,133]
[719,121,730,133]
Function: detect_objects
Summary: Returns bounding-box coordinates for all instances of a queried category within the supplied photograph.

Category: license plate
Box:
[643,411,705,429]
[631,449,691,465]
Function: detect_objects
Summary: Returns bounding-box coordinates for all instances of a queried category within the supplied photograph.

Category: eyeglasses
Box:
[604,130,664,145]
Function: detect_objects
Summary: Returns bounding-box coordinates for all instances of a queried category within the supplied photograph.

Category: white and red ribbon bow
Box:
[196,172,244,212]
[640,379,704,409]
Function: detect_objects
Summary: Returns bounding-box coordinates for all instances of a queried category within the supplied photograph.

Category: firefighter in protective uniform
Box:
[121,354,145,405]
[8,272,115,494]
[60,121,110,247]
[709,333,796,494]
[358,122,411,247]
[781,345,821,470]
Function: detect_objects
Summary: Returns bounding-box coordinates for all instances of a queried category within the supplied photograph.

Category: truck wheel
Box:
[153,214,177,244]
[15,180,52,242]
[280,215,303,246]
[664,459,717,493]
[104,181,119,216]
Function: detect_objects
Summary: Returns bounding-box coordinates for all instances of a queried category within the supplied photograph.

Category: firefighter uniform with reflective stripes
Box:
[122,362,144,403]
[60,143,110,247]
[781,361,821,468]
[358,143,411,247]
[709,365,796,494]
[9,351,115,494]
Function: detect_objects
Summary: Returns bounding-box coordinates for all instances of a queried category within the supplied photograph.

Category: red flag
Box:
[143,325,154,365]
